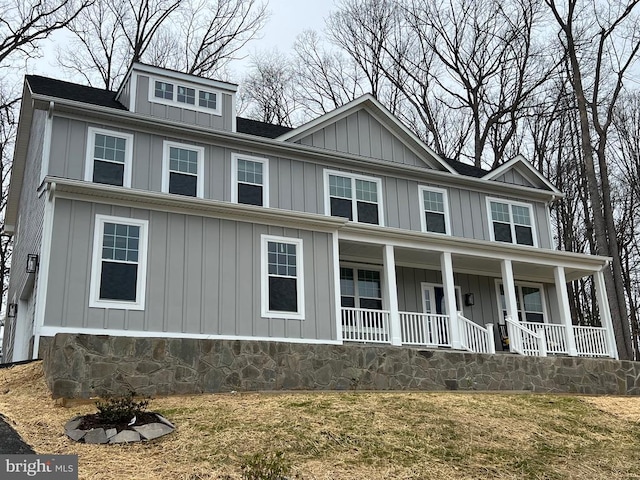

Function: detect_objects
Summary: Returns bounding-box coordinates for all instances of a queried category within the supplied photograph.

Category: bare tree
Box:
[239,50,296,126]
[545,0,640,360]
[292,30,366,118]
[58,0,267,88]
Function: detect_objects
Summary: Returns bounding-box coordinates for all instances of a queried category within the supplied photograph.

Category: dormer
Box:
[116,62,237,132]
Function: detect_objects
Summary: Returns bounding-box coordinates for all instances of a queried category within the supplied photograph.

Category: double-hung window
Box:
[162,141,205,197]
[418,186,450,234]
[261,235,304,319]
[487,198,536,246]
[497,282,546,323]
[85,127,134,187]
[340,267,383,309]
[232,153,269,206]
[89,215,148,310]
[325,170,383,225]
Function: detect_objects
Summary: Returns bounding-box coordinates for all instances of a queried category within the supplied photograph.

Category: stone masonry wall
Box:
[40,333,640,398]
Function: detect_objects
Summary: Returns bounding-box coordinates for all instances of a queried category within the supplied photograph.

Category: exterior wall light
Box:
[464,293,475,306]
[7,303,17,318]
[27,254,39,274]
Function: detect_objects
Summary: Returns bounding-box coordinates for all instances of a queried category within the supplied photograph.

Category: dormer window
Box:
[177,86,195,105]
[149,77,222,115]
[199,91,217,110]
[155,81,174,100]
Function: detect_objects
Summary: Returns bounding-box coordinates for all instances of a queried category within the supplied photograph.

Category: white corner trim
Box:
[161,140,206,198]
[332,232,343,342]
[39,105,53,184]
[88,214,149,311]
[231,152,270,207]
[129,72,138,112]
[260,234,305,320]
[417,185,452,236]
[32,190,55,359]
[84,127,134,188]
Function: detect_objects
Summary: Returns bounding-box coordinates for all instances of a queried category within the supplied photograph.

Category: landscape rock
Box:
[109,430,141,443]
[133,422,174,440]
[83,428,108,444]
[65,429,86,441]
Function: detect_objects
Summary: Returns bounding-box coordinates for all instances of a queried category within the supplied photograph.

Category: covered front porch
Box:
[336,228,618,359]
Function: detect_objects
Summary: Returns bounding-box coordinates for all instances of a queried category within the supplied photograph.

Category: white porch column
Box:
[553,266,578,356]
[593,269,619,359]
[383,245,402,346]
[500,259,519,323]
[441,252,461,349]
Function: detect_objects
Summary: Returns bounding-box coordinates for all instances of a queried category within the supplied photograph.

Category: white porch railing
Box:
[399,312,451,347]
[505,316,547,356]
[573,326,610,357]
[341,307,390,343]
[459,315,495,354]
[521,322,568,355]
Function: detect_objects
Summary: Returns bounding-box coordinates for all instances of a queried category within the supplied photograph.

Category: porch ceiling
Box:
[339,240,596,283]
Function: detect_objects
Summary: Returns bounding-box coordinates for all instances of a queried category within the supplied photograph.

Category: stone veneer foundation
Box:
[40,333,640,398]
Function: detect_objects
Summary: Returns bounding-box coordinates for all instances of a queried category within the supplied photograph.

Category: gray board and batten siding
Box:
[46,115,553,248]
[3,109,48,360]
[44,198,337,341]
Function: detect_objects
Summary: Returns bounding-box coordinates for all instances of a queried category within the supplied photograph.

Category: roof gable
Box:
[277,95,456,174]
[483,155,560,194]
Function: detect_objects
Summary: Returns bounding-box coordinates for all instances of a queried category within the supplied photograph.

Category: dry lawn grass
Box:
[2,362,640,479]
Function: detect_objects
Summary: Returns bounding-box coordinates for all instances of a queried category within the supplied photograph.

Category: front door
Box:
[421,283,461,346]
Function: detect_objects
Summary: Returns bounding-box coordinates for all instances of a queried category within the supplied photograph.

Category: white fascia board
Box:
[338,223,611,272]
[46,177,347,233]
[28,94,562,203]
[276,94,457,175]
[483,154,561,195]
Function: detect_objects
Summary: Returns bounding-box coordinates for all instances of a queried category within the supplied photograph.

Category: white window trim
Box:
[231,153,270,207]
[418,185,451,235]
[89,215,149,311]
[161,140,205,198]
[486,196,538,247]
[84,127,134,188]
[323,169,385,226]
[148,76,222,116]
[261,234,305,320]
[494,279,548,324]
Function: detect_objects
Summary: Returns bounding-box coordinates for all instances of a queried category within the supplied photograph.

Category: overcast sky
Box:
[28,0,336,83]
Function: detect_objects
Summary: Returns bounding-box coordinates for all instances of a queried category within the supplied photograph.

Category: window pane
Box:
[155,81,173,100]
[491,202,510,222]
[511,205,531,226]
[356,201,379,224]
[269,276,297,312]
[358,270,381,298]
[423,189,444,213]
[515,225,534,246]
[355,179,378,203]
[102,223,139,261]
[238,183,263,206]
[93,160,124,186]
[522,287,543,312]
[329,175,351,198]
[199,90,217,109]
[169,172,197,197]
[237,159,263,185]
[340,267,355,296]
[267,241,297,277]
[425,212,446,233]
[341,296,355,307]
[94,134,126,164]
[169,147,198,175]
[99,262,138,301]
[177,86,195,105]
[330,197,353,220]
[493,222,512,243]
[360,298,383,310]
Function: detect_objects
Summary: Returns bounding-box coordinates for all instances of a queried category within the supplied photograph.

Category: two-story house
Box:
[2,63,618,370]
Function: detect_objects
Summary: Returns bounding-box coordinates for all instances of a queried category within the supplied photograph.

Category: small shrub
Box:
[95,390,151,424]
[240,451,294,480]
